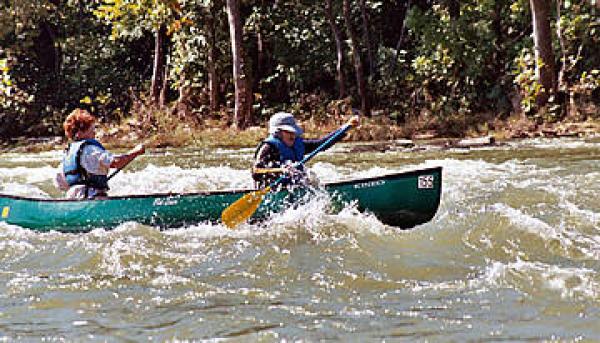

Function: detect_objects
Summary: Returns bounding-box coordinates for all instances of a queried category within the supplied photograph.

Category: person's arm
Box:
[54,163,69,191]
[252,144,282,183]
[110,144,145,169]
[304,115,360,153]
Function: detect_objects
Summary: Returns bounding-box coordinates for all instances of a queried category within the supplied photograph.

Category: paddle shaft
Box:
[252,167,285,174]
[107,166,125,181]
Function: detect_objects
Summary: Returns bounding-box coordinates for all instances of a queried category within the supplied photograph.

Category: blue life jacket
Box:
[259,135,305,168]
[62,139,109,190]
[254,135,309,187]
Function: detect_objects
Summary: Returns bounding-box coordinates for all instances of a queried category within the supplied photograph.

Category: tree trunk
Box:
[207,1,220,111]
[446,0,460,19]
[390,0,411,74]
[489,0,505,90]
[35,21,61,75]
[151,25,168,106]
[34,20,62,113]
[159,56,169,107]
[529,0,557,107]
[555,0,567,92]
[342,0,370,116]
[255,30,267,92]
[226,0,252,129]
[207,42,219,112]
[324,0,346,99]
[358,0,375,78]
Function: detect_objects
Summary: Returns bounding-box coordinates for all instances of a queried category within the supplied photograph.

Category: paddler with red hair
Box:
[55,109,145,199]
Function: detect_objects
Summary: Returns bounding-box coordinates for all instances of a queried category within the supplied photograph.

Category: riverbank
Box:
[1,113,599,154]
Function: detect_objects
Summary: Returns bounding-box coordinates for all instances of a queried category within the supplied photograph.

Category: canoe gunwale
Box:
[0,166,443,202]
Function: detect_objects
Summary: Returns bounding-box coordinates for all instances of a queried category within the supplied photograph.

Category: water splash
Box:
[479,259,600,301]
[1,139,599,340]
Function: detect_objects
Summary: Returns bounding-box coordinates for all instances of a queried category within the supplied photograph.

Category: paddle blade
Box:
[222,187,271,228]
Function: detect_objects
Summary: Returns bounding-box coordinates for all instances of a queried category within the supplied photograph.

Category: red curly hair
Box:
[63,109,96,140]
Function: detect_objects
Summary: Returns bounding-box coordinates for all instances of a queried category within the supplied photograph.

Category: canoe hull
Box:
[0,167,442,232]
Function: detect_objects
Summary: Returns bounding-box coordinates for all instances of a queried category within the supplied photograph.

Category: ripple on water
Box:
[0,139,599,340]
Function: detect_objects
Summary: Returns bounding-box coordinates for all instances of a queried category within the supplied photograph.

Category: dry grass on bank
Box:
[98,112,599,151]
[2,105,599,154]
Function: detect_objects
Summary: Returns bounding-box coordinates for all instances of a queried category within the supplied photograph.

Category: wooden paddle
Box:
[252,167,285,174]
[222,124,353,228]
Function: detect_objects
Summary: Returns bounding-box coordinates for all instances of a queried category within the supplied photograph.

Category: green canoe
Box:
[0,167,442,232]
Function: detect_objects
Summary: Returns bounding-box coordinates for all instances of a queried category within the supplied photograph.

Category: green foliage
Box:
[510,0,600,118]
[168,0,229,93]
[0,58,30,113]
[513,51,542,114]
[247,0,337,103]
[405,1,506,116]
[92,0,180,39]
[556,1,600,87]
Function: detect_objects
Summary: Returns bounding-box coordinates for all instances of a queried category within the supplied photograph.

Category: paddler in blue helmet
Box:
[252,112,359,187]
[54,109,145,199]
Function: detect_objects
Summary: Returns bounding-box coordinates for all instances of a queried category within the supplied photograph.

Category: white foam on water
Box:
[335,203,391,235]
[0,224,36,256]
[0,183,50,198]
[536,171,599,195]
[491,203,600,260]
[0,165,57,184]
[79,222,185,280]
[249,190,410,253]
[150,273,191,287]
[309,162,353,182]
[402,276,469,294]
[213,147,255,155]
[167,221,261,243]
[109,164,254,195]
[0,164,57,197]
[561,200,600,226]
[506,137,600,150]
[162,188,392,246]
[0,222,27,235]
[491,203,560,238]
[5,272,44,291]
[478,259,599,301]
[1,150,62,163]
[0,222,66,241]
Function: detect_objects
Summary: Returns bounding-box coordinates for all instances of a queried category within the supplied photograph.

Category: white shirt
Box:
[79,144,114,175]
[54,144,115,199]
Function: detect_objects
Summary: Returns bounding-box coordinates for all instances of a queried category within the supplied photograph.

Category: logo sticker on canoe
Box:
[153,198,178,206]
[418,175,434,189]
[1,206,9,218]
[353,180,386,189]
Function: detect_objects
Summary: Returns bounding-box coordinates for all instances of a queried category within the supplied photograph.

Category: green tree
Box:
[324,0,347,99]
[342,0,370,116]
[93,0,183,106]
[226,0,252,128]
[529,0,557,107]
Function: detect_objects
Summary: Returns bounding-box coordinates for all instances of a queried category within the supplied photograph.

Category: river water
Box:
[0,137,599,341]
